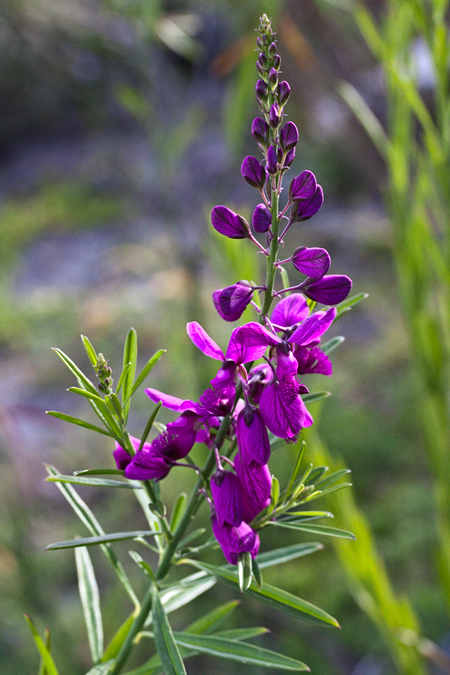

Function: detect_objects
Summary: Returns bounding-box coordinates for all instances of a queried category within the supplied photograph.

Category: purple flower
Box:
[211,469,244,527]
[259,366,312,439]
[255,78,268,105]
[269,104,280,128]
[284,148,296,167]
[211,515,260,565]
[277,81,290,106]
[267,145,278,175]
[124,448,172,481]
[289,171,317,201]
[289,308,337,346]
[280,122,298,152]
[252,203,272,233]
[241,156,266,190]
[211,206,249,239]
[213,283,254,322]
[303,275,352,305]
[291,246,331,279]
[248,363,272,405]
[236,406,271,465]
[234,453,272,522]
[251,117,269,146]
[113,444,132,471]
[293,344,332,376]
[271,294,309,329]
[291,186,324,222]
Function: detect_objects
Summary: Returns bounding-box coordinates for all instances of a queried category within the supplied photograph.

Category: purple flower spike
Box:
[291,246,331,279]
[213,283,254,322]
[211,516,259,565]
[271,293,309,328]
[236,407,271,465]
[252,203,272,233]
[211,205,249,239]
[280,122,299,152]
[291,185,324,222]
[234,454,272,522]
[251,117,269,146]
[241,156,266,190]
[211,470,244,527]
[277,81,290,106]
[267,145,278,175]
[289,170,317,201]
[304,275,352,305]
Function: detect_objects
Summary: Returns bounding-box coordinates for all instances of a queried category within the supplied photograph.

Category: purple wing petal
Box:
[236,408,271,465]
[211,470,244,527]
[234,454,272,522]
[304,275,352,305]
[113,445,132,471]
[187,322,225,361]
[252,203,272,233]
[294,345,333,376]
[259,377,308,438]
[227,322,282,364]
[241,156,266,190]
[211,205,249,239]
[290,308,336,346]
[213,284,253,322]
[291,247,331,279]
[145,387,195,412]
[124,449,172,481]
[289,170,317,201]
[271,293,309,328]
[280,121,298,152]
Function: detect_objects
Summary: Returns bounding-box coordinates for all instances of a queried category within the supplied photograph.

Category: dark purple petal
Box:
[271,293,309,328]
[294,345,332,376]
[277,81,290,106]
[269,104,280,128]
[304,275,352,305]
[197,385,236,418]
[248,363,272,405]
[252,203,272,233]
[213,284,253,322]
[289,170,317,201]
[280,122,299,152]
[210,361,238,389]
[259,375,308,438]
[291,186,324,222]
[251,117,269,145]
[211,517,260,565]
[284,148,296,167]
[113,444,132,471]
[291,247,331,279]
[187,322,225,361]
[211,470,244,527]
[241,156,266,190]
[234,454,272,522]
[236,408,271,465]
[228,322,282,363]
[125,449,172,481]
[274,351,299,378]
[211,205,249,239]
[290,308,337,346]
[267,145,278,174]
[145,387,196,412]
[255,78,268,103]
[158,413,198,460]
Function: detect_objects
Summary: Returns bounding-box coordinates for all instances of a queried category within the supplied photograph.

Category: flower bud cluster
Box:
[95,353,113,395]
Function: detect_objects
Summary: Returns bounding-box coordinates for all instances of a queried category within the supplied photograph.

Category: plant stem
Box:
[109,583,153,675]
[260,187,280,319]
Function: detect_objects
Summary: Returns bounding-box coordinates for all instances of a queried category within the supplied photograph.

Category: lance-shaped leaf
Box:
[46,475,141,489]
[334,292,369,319]
[85,662,115,675]
[301,391,331,404]
[102,614,135,663]
[321,336,345,355]
[45,412,117,440]
[151,584,187,675]
[81,335,98,366]
[182,560,339,627]
[122,328,137,422]
[76,546,103,664]
[172,632,310,670]
[38,626,51,675]
[47,530,161,551]
[269,521,356,539]
[24,615,60,675]
[257,543,324,569]
[130,349,166,397]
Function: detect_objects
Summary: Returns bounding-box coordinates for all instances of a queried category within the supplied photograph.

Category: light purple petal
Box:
[259,377,308,438]
[304,275,352,305]
[290,308,337,346]
[211,470,244,527]
[187,322,225,361]
[145,387,195,412]
[211,205,249,239]
[236,408,271,465]
[289,170,317,201]
[228,322,282,364]
[291,185,324,222]
[234,454,272,522]
[271,293,309,328]
[291,247,331,279]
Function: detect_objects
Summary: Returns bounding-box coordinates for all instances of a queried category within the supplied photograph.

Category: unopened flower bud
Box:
[289,170,317,201]
[272,54,281,70]
[241,156,267,190]
[211,205,250,239]
[284,148,296,167]
[256,62,265,79]
[256,37,263,50]
[280,121,299,152]
[255,79,268,105]
[251,117,269,146]
[291,246,331,279]
[277,81,290,106]
[213,283,254,322]
[268,67,278,91]
[269,103,280,128]
[268,41,277,58]
[252,203,272,233]
[290,185,324,222]
[258,52,268,69]
[266,145,278,174]
[303,275,352,305]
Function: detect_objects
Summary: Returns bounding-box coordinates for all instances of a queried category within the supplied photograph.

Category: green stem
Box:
[109,584,153,675]
[260,188,280,319]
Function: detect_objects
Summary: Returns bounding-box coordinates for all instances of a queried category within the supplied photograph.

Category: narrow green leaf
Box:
[339,81,387,157]
[279,266,291,292]
[257,543,324,569]
[116,362,131,396]
[334,292,369,320]
[129,551,156,580]
[170,493,187,531]
[315,482,352,497]
[283,511,333,520]
[81,335,98,366]
[45,465,139,608]
[314,469,351,490]
[172,632,310,670]
[271,477,280,509]
[183,560,340,627]
[151,585,187,675]
[130,349,166,396]
[102,614,135,662]
[268,521,356,539]
[252,558,263,589]
[46,475,141,489]
[238,551,252,592]
[52,348,99,394]
[74,469,125,477]
[184,600,240,635]
[45,411,116,439]
[138,402,163,453]
[321,336,345,355]
[24,615,60,675]
[301,391,331,404]
[85,662,115,675]
[47,530,161,551]
[108,393,124,420]
[216,627,268,640]
[305,466,328,485]
[68,387,106,405]
[156,575,216,620]
[38,626,51,675]
[76,546,103,664]
[178,528,207,549]
[122,329,138,422]
[286,442,306,495]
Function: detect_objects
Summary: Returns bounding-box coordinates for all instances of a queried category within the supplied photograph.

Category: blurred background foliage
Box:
[1,0,450,673]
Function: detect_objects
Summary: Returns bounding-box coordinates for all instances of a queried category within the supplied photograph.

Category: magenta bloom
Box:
[213,283,254,322]
[289,170,317,201]
[113,445,132,471]
[234,453,272,522]
[303,275,352,305]
[211,206,249,239]
[252,203,272,233]
[236,406,270,465]
[241,156,267,190]
[259,367,312,439]
[271,294,309,329]
[211,515,260,565]
[291,246,331,279]
[293,344,332,376]
[211,470,244,527]
[124,448,172,481]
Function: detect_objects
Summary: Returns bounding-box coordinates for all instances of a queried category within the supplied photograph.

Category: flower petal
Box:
[290,308,336,346]
[236,408,271,465]
[304,275,352,305]
[211,470,244,527]
[234,454,272,523]
[291,185,323,222]
[187,322,225,361]
[291,246,331,279]
[228,322,282,364]
[294,345,332,376]
[211,205,249,239]
[145,387,196,412]
[213,284,253,322]
[259,377,308,438]
[124,449,172,481]
[241,156,266,190]
[271,293,309,328]
[289,170,317,201]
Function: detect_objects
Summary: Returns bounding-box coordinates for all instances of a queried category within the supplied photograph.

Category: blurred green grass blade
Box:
[314,469,351,490]
[85,662,116,675]
[24,615,60,675]
[257,543,324,569]
[47,530,161,551]
[102,614,135,663]
[81,335,98,366]
[151,585,187,675]
[339,81,388,157]
[184,600,239,635]
[130,349,166,397]
[170,493,187,531]
[76,546,103,664]
[46,475,141,489]
[122,328,137,422]
[172,632,309,670]
[45,465,139,608]
[182,560,340,627]
[74,469,125,477]
[301,391,331,404]
[334,292,369,320]
[38,626,51,675]
[268,521,356,540]
[45,411,117,440]
[321,336,345,355]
